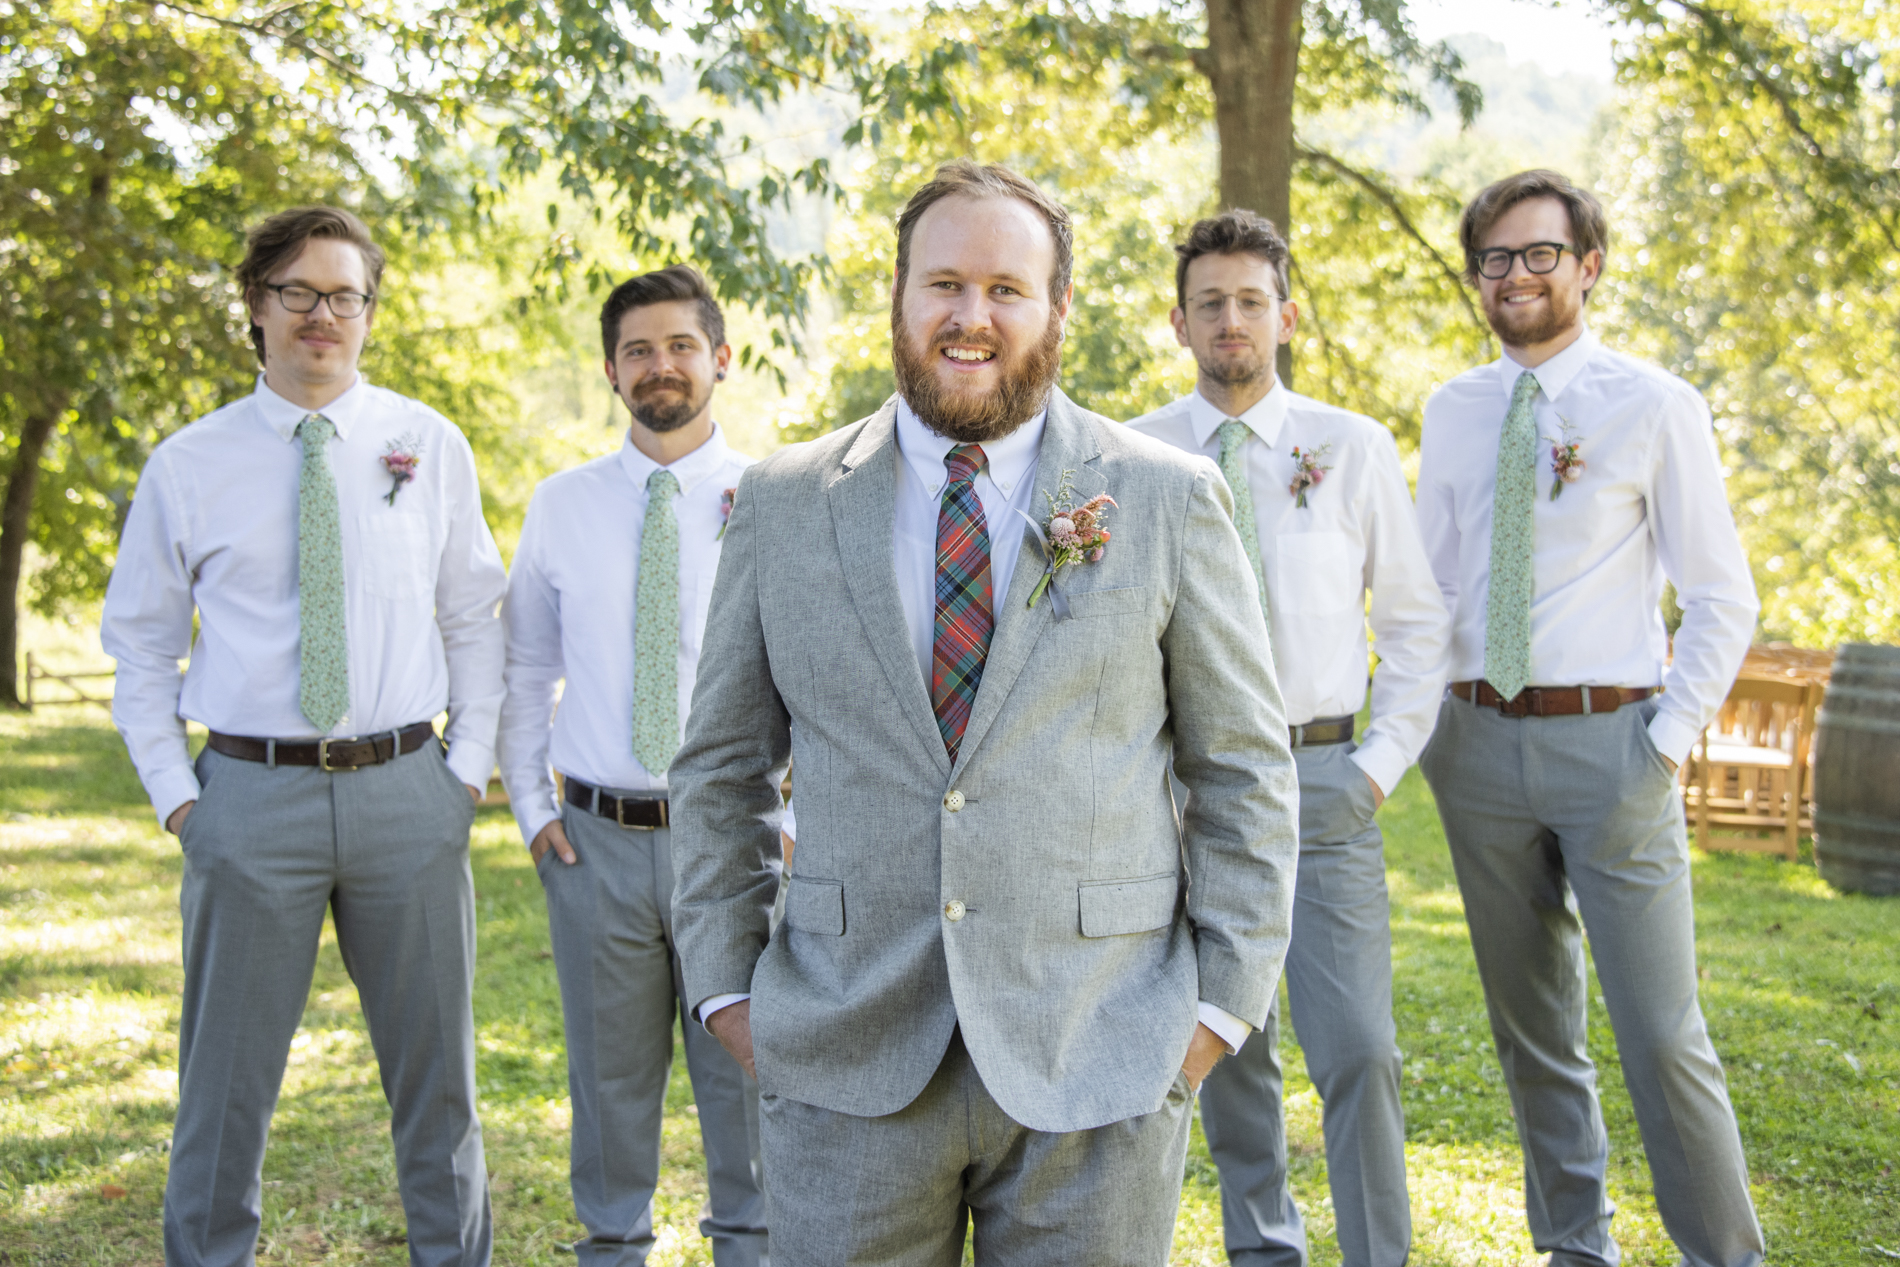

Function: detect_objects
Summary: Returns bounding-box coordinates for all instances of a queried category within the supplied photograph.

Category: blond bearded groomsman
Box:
[102,207,503,1266]
[1131,209,1451,1267]
[498,265,767,1266]
[1417,170,1763,1266]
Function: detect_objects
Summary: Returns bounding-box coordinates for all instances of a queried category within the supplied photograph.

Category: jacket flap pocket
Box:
[784,877,845,936]
[1065,586,1148,620]
[1078,872,1179,937]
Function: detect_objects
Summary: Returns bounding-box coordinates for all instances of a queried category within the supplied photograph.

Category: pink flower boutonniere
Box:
[1019,470,1116,613]
[380,434,422,506]
[716,487,736,540]
[1288,443,1333,509]
[1547,422,1585,500]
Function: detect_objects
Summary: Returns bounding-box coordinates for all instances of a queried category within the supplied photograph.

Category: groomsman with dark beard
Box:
[1417,170,1763,1267]
[499,266,768,1266]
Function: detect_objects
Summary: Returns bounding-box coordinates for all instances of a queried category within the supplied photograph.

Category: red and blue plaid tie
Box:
[932,444,993,764]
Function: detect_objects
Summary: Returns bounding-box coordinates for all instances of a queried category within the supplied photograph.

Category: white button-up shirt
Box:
[498,426,755,844]
[1416,328,1758,766]
[1128,384,1452,798]
[101,376,508,827]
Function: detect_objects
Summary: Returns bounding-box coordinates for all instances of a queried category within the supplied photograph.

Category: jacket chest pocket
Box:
[354,512,434,599]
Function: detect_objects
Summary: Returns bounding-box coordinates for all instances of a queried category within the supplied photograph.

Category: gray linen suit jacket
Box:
[670,389,1299,1134]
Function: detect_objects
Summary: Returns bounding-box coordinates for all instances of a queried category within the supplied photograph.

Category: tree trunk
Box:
[0,407,60,709]
[1199,0,1305,386]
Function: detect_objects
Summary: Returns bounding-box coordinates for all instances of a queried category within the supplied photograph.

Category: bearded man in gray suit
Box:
[669,160,1300,1267]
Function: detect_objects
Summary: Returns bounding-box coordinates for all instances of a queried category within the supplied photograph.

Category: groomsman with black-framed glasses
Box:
[1417,169,1764,1267]
[1131,208,1451,1267]
[102,206,505,1267]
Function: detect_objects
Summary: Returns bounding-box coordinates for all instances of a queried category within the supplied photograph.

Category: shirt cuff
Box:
[1647,711,1700,771]
[698,993,750,1029]
[444,742,496,796]
[147,766,204,833]
[1347,737,1405,801]
[1197,1001,1251,1054]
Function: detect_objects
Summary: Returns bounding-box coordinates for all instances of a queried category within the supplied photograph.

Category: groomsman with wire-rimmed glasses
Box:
[1417,169,1764,1267]
[102,206,505,1267]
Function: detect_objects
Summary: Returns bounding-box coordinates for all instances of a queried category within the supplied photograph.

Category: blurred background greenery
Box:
[3,0,1894,689]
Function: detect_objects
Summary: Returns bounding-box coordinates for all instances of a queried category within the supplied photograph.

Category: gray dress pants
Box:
[164,742,491,1267]
[540,804,766,1267]
[760,1028,1195,1267]
[1418,694,1764,1267]
[1198,742,1410,1267]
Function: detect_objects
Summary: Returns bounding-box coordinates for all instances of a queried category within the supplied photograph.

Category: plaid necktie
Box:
[932,444,992,764]
[296,414,350,733]
[1485,372,1542,702]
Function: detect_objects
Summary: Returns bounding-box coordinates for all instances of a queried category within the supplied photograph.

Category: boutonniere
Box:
[1016,470,1116,617]
[715,487,735,540]
[379,434,422,506]
[1546,422,1585,500]
[1288,443,1333,508]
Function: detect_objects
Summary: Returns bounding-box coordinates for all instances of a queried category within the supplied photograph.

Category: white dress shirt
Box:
[101,375,508,827]
[498,426,755,845]
[713,398,1251,1053]
[1416,328,1758,767]
[1129,383,1452,798]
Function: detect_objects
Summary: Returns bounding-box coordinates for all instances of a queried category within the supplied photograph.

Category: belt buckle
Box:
[616,798,665,830]
[317,738,358,773]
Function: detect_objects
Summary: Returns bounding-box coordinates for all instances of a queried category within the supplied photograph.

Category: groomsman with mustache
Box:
[1131,208,1450,1267]
[499,265,768,1266]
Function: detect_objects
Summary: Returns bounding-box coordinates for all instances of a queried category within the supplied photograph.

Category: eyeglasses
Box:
[1190,293,1285,321]
[1473,243,1575,280]
[265,283,374,319]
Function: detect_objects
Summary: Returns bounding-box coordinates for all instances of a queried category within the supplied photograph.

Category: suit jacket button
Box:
[943,790,965,812]
[944,900,966,922]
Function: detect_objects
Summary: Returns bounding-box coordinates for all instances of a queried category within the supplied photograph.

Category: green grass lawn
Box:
[2,703,1895,1264]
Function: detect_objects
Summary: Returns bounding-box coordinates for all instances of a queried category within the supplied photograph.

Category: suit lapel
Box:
[951,390,1105,774]
[827,402,953,779]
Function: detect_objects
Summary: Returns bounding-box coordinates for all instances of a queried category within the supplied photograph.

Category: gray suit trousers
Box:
[760,1030,1194,1266]
[164,743,490,1267]
[1419,695,1764,1267]
[541,806,766,1267]
[1199,743,1410,1267]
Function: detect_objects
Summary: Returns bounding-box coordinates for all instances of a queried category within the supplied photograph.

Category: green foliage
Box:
[1598,0,1900,647]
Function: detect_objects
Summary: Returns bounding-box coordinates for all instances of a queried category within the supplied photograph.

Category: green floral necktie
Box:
[296,414,350,733]
[632,468,681,775]
[1485,372,1542,702]
[1216,420,1272,633]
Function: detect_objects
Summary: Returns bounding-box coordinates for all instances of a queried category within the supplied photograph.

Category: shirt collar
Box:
[1499,325,1598,406]
[255,373,370,442]
[617,423,734,497]
[1186,378,1289,451]
[894,396,1046,498]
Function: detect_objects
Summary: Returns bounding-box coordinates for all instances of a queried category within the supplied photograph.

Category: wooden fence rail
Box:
[23,652,115,710]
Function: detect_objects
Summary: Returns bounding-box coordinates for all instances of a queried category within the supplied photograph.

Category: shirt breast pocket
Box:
[1275,532,1360,615]
[355,512,434,599]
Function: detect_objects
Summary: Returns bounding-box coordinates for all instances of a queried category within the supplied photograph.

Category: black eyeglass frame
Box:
[1472,242,1579,280]
[263,282,376,318]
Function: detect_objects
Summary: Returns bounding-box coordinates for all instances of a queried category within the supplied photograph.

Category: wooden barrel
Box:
[1811,643,1900,895]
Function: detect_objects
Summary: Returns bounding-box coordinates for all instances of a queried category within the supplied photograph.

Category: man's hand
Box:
[1182,1021,1228,1091]
[530,820,578,866]
[1660,755,1678,776]
[1364,771,1386,811]
[707,999,756,1079]
[466,783,483,803]
[166,801,195,836]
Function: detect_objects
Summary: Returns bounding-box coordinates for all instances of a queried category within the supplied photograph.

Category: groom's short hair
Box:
[895,160,1073,297]
[1459,169,1608,295]
[1173,209,1291,308]
[599,264,727,360]
[237,206,385,366]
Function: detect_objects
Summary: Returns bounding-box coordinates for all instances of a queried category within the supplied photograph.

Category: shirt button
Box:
[943,790,965,812]
[944,900,966,922]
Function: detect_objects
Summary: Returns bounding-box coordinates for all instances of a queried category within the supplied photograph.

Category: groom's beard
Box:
[890,302,1064,445]
[626,372,708,433]
[1194,326,1273,388]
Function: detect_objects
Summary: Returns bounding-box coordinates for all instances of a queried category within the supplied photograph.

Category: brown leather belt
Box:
[1289,714,1355,748]
[1451,680,1657,718]
[565,777,669,830]
[207,720,439,770]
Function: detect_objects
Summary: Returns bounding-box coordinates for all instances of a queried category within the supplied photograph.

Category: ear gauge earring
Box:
[716,370,726,381]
